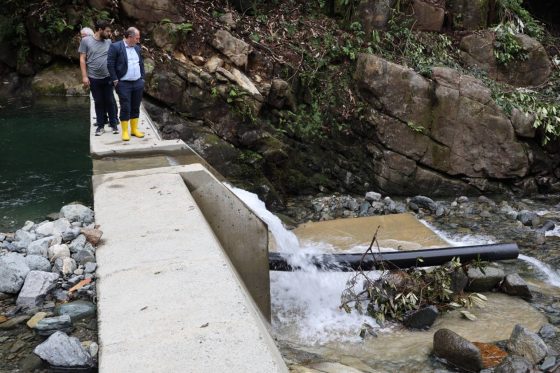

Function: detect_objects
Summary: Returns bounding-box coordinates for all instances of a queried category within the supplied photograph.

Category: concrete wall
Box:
[181,169,271,320]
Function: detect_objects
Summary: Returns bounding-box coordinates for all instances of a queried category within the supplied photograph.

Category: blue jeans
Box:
[116,79,144,121]
[90,76,118,127]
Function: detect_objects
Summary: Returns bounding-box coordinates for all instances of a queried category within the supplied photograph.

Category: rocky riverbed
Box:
[278,192,560,372]
[0,204,99,372]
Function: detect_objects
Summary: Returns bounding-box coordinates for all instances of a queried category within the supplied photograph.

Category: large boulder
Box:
[460,31,552,87]
[32,65,84,96]
[59,204,94,224]
[447,0,490,30]
[120,0,185,22]
[354,54,529,194]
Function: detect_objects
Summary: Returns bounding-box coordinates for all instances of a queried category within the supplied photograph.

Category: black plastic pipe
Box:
[269,243,519,272]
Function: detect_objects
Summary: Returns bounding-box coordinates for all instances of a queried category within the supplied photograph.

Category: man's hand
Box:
[113,80,118,87]
[82,76,90,88]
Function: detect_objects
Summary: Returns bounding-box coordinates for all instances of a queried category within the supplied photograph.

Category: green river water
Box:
[0,97,92,232]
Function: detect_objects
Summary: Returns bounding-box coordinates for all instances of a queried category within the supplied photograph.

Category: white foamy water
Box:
[422,220,560,288]
[227,186,560,344]
[518,254,560,287]
[545,224,560,237]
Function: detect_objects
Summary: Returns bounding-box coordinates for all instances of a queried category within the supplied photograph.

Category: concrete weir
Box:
[91,103,287,372]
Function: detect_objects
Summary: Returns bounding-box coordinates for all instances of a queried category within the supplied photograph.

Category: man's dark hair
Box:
[94,20,110,32]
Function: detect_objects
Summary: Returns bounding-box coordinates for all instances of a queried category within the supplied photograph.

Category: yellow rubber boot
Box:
[130,118,144,138]
[121,120,130,141]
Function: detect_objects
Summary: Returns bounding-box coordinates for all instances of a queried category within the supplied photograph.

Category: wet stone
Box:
[539,323,558,339]
[34,331,93,367]
[494,355,533,373]
[540,356,556,371]
[403,305,439,330]
[433,328,483,372]
[466,267,505,292]
[35,314,73,336]
[501,273,532,299]
[55,300,96,322]
[506,324,548,364]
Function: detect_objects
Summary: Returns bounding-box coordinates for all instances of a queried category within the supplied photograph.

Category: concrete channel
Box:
[91,102,288,372]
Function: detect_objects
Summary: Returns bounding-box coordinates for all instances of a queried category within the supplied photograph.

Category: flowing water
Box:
[229,187,559,372]
[0,97,92,232]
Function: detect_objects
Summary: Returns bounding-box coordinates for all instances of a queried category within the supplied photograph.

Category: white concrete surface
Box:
[93,165,287,372]
[89,97,189,157]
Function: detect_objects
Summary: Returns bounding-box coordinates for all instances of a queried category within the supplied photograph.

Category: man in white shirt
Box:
[107,27,145,141]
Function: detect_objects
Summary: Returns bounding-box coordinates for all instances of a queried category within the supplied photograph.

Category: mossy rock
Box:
[32,64,85,96]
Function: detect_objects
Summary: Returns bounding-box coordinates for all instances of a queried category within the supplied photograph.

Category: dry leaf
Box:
[68,278,92,294]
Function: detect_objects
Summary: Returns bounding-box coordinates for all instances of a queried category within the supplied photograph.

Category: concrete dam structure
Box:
[90,101,288,372]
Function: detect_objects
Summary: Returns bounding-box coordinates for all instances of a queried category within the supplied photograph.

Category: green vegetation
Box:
[495,0,544,40]
[341,240,487,325]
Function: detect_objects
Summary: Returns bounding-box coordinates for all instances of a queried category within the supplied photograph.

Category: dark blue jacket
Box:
[107,40,145,82]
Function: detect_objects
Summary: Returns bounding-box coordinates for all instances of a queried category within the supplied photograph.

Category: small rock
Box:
[466,267,505,292]
[80,228,102,246]
[0,252,31,293]
[0,315,31,330]
[506,324,548,364]
[403,305,439,330]
[53,257,77,276]
[52,289,69,302]
[55,300,96,322]
[61,227,81,242]
[494,355,533,373]
[34,331,93,367]
[84,262,97,273]
[25,255,51,272]
[35,221,54,237]
[433,328,483,372]
[59,204,94,224]
[27,236,53,257]
[26,312,48,328]
[192,55,205,65]
[74,268,84,276]
[365,191,382,202]
[68,235,86,254]
[47,244,70,261]
[501,273,532,299]
[457,196,469,203]
[16,271,60,309]
[539,323,558,339]
[540,356,556,371]
[410,195,437,212]
[35,314,73,336]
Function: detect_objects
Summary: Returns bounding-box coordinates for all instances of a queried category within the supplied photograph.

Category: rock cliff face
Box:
[1,0,559,204]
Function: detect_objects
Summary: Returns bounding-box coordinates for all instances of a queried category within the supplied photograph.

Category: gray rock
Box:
[0,233,5,241]
[84,262,97,274]
[433,328,483,372]
[59,204,94,224]
[22,220,34,231]
[34,331,93,367]
[55,300,96,322]
[68,234,86,254]
[358,202,371,216]
[35,221,54,237]
[457,196,469,203]
[48,244,70,261]
[14,229,36,250]
[35,314,73,336]
[435,205,446,217]
[52,257,77,276]
[478,196,496,206]
[539,324,558,339]
[539,220,556,233]
[506,324,548,364]
[517,210,540,227]
[365,191,382,202]
[403,305,439,330]
[0,252,31,293]
[501,273,532,299]
[410,196,436,212]
[27,236,54,257]
[61,227,81,242]
[67,275,84,286]
[72,249,96,266]
[16,271,59,309]
[466,267,505,292]
[494,355,533,373]
[540,356,556,371]
[211,29,252,68]
[25,255,51,272]
[52,218,71,235]
[52,289,69,302]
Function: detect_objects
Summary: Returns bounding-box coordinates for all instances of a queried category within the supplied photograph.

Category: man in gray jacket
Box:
[79,20,118,136]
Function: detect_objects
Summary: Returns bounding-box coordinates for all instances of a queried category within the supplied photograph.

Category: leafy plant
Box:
[340,230,487,326]
[495,0,544,40]
[493,22,527,66]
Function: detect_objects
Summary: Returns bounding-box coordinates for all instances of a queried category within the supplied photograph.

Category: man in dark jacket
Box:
[107,27,145,141]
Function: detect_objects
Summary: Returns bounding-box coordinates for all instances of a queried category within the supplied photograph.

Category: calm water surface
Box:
[0,97,92,231]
